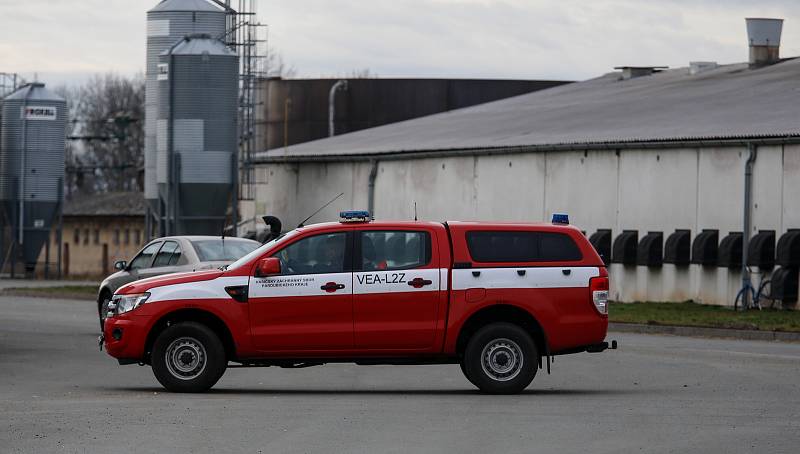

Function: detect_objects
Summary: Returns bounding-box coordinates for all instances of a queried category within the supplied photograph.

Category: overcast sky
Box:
[1,0,798,87]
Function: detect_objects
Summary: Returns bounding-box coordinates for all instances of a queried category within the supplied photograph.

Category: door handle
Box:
[321,282,346,292]
[562,269,572,276]
[517,270,526,276]
[407,278,433,288]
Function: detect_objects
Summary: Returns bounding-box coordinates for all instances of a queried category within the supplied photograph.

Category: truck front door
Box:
[248,230,354,352]
[352,229,442,351]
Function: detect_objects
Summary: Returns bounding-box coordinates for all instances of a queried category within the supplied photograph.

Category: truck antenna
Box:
[297,192,344,228]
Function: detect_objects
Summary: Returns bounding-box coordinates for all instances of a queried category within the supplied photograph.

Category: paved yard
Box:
[1,295,799,453]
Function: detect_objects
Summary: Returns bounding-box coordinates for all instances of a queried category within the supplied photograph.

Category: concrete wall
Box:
[245,143,800,307]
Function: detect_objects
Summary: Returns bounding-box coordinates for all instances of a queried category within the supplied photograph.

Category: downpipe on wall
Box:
[367,160,379,218]
[739,143,758,309]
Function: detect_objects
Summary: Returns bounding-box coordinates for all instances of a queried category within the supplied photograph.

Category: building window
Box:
[73,229,80,244]
[134,229,141,245]
[124,229,130,245]
[113,229,120,245]
[83,229,89,245]
[94,229,100,245]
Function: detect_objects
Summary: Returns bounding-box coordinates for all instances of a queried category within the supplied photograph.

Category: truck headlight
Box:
[110,293,150,315]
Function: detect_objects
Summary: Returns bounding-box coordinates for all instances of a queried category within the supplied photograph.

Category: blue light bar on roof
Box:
[552,213,570,225]
[340,210,371,223]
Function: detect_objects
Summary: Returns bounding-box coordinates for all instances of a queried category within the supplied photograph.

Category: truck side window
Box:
[129,242,163,271]
[466,231,582,263]
[360,231,431,271]
[273,232,347,275]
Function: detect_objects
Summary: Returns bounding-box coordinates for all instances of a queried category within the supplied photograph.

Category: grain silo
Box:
[145,0,228,236]
[157,34,239,235]
[0,83,66,273]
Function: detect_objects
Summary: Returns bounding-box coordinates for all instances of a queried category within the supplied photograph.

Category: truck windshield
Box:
[226,229,299,271]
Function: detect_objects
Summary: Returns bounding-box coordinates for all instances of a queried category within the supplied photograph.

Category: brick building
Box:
[44,192,146,278]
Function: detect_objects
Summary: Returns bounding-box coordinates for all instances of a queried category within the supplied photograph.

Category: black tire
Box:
[98,292,112,331]
[463,322,538,394]
[460,360,479,387]
[151,322,227,393]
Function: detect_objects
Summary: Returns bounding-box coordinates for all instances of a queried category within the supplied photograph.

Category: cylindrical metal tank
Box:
[145,0,228,220]
[0,83,66,270]
[158,34,238,235]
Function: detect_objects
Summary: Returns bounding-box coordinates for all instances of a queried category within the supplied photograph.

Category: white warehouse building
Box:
[242,29,800,307]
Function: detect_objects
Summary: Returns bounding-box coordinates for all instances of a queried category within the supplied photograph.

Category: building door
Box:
[63,243,70,277]
[102,244,109,275]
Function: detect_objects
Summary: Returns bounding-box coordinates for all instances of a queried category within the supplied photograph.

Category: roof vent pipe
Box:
[746,18,783,67]
[329,80,348,137]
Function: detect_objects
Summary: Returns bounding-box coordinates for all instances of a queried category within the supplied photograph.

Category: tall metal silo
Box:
[158,34,239,235]
[145,0,228,236]
[0,83,66,273]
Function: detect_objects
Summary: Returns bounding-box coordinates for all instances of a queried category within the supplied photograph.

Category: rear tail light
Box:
[590,275,609,315]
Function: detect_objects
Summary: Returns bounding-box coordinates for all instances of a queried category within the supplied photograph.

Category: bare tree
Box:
[347,68,377,79]
[266,46,297,78]
[65,73,144,196]
[51,84,81,197]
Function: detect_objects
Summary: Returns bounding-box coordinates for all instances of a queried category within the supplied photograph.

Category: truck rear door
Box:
[352,227,445,351]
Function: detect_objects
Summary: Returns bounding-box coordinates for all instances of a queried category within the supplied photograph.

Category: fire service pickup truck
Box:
[102,211,616,394]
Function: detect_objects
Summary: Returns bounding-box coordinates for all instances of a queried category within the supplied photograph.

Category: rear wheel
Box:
[151,322,227,393]
[463,322,538,394]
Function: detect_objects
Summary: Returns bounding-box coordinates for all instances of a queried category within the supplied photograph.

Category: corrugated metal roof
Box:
[3,83,64,102]
[255,59,800,160]
[149,0,226,13]
[64,192,146,217]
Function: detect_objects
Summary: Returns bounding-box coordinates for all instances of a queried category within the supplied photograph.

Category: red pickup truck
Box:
[102,212,614,394]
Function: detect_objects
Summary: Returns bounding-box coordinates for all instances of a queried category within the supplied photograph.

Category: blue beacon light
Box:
[340,210,371,222]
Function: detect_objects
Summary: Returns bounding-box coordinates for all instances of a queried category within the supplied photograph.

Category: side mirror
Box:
[114,260,127,271]
[255,257,281,277]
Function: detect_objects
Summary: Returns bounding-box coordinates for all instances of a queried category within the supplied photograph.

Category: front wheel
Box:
[151,322,227,393]
[462,323,538,394]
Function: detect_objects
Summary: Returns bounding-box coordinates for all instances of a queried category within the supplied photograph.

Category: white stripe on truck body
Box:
[249,272,352,298]
[452,267,599,290]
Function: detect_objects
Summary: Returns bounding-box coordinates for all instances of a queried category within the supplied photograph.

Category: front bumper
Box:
[102,315,149,361]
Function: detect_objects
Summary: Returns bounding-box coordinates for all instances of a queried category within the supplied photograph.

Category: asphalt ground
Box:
[1,295,799,454]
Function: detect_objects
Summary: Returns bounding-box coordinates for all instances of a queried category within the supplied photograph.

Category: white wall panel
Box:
[248,141,799,307]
